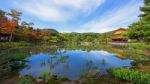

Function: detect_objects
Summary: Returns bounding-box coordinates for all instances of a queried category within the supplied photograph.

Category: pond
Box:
[19,49,132,80]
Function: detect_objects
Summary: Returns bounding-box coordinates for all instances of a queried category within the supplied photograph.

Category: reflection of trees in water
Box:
[27,43,129,57]
[85,60,93,70]
[84,60,99,71]
[101,58,107,67]
[62,42,115,52]
[40,60,46,67]
[30,46,58,55]
[81,60,100,78]
[58,56,69,63]
[39,49,70,70]
[0,48,31,65]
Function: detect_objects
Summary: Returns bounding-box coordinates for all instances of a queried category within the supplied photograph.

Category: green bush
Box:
[129,44,150,50]
[108,68,150,84]
[60,77,69,81]
[2,61,26,72]
[48,78,60,84]
[0,42,31,50]
[40,71,52,81]
[80,73,87,79]
[7,53,29,61]
[17,77,33,84]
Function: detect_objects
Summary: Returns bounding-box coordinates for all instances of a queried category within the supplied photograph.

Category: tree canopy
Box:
[128,0,150,43]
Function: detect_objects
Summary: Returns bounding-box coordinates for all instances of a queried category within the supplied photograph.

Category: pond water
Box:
[19,49,132,80]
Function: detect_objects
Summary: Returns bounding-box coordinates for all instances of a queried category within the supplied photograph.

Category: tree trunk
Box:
[9,32,13,42]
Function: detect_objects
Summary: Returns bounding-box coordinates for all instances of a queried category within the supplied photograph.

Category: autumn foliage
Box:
[0,19,17,34]
[0,9,60,42]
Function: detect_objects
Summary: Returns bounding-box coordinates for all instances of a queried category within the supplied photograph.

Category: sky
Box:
[0,0,143,33]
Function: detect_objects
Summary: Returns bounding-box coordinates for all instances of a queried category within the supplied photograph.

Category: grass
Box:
[40,71,52,82]
[48,78,60,84]
[7,53,30,61]
[121,44,150,68]
[0,42,31,50]
[1,52,29,72]
[60,77,69,81]
[84,75,129,84]
[0,43,150,84]
[80,73,87,79]
[108,68,150,84]
[2,61,26,72]
[17,76,33,84]
[128,44,150,50]
[47,75,70,84]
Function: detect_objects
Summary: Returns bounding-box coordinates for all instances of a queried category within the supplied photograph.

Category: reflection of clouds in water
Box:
[19,50,132,80]
[20,54,52,78]
[90,50,113,55]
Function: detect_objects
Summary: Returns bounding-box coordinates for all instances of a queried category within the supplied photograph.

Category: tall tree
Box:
[0,9,7,33]
[0,9,6,19]
[21,21,34,28]
[1,19,17,34]
[7,9,22,21]
[128,0,150,44]
[7,9,22,42]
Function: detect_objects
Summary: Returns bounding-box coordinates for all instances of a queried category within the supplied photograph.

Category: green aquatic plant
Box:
[84,74,128,84]
[51,55,57,59]
[60,77,69,81]
[2,61,26,72]
[58,56,69,63]
[80,73,87,79]
[80,67,100,79]
[7,53,29,61]
[128,44,150,50]
[47,75,60,84]
[17,76,33,84]
[40,71,52,82]
[48,78,60,84]
[0,42,31,50]
[108,68,150,84]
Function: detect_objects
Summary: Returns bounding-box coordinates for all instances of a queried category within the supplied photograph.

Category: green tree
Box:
[128,0,150,44]
[7,9,22,42]
[0,9,6,19]
[128,22,144,41]
[7,9,22,21]
[140,0,150,43]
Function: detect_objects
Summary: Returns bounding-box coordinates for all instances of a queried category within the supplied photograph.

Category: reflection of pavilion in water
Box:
[113,48,127,59]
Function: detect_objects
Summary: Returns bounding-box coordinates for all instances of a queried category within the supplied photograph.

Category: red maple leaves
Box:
[0,19,17,34]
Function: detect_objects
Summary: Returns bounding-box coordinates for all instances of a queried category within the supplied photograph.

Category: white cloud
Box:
[11,0,143,33]
[13,0,105,22]
[73,0,143,33]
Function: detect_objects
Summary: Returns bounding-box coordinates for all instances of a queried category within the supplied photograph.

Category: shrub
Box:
[108,68,150,84]
[7,53,29,61]
[48,78,60,84]
[129,44,150,50]
[40,71,52,81]
[60,77,69,81]
[80,73,87,79]
[17,77,33,84]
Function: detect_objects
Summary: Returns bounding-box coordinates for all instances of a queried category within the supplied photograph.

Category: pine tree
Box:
[128,0,150,44]
[140,0,150,43]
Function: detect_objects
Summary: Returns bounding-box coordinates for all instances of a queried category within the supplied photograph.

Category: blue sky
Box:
[0,0,143,33]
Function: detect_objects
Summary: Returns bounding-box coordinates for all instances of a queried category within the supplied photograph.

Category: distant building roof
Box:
[113,28,127,32]
[113,28,127,35]
[112,28,128,39]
